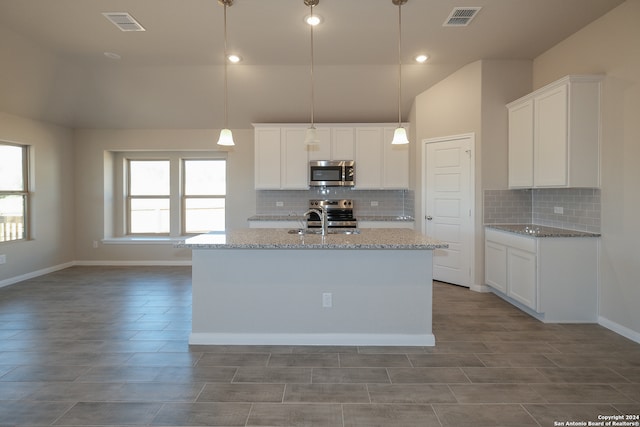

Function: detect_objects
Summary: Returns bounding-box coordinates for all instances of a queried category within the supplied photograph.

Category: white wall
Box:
[532,0,640,340]
[73,128,256,263]
[412,60,531,289]
[0,112,75,284]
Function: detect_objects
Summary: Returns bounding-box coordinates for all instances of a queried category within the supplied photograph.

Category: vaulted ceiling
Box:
[0,0,624,129]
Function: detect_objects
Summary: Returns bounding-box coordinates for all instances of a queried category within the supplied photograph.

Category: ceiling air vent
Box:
[102,12,146,32]
[443,7,482,27]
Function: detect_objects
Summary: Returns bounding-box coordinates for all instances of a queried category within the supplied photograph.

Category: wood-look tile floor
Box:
[0,266,638,426]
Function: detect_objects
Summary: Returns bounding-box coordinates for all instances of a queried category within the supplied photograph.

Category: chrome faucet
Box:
[303,207,328,236]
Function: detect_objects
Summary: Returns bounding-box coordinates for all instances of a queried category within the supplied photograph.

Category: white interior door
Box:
[424,135,473,287]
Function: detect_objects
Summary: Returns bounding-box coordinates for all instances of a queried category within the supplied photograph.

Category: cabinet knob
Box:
[426,216,433,221]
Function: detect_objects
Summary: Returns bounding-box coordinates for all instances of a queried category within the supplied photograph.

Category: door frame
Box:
[421,133,476,289]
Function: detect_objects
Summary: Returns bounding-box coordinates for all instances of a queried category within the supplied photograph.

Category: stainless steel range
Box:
[307,199,357,229]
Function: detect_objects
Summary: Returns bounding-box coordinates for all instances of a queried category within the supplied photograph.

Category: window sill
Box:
[102,237,189,245]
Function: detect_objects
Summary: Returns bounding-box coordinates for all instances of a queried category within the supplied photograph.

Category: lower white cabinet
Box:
[484,227,598,322]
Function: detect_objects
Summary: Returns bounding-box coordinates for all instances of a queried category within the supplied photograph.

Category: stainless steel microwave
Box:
[309,160,355,187]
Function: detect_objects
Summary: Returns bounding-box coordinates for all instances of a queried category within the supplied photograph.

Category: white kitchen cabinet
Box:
[281,128,310,189]
[507,75,602,188]
[355,126,409,189]
[254,127,282,189]
[507,100,534,188]
[484,227,598,322]
[307,127,354,161]
[254,126,308,190]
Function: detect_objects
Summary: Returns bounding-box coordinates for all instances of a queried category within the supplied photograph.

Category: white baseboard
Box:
[470,284,492,293]
[189,333,436,347]
[73,260,192,266]
[0,260,191,288]
[0,261,75,289]
[598,316,640,344]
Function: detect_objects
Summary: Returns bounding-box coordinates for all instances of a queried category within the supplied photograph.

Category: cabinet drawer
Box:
[485,228,536,253]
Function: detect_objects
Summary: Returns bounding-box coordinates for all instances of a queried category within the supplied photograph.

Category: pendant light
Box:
[304,0,320,145]
[217,0,235,146]
[391,0,410,145]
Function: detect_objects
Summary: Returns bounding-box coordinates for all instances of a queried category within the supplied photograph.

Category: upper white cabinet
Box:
[255,123,408,190]
[355,126,409,189]
[254,126,308,189]
[507,75,602,188]
[307,126,355,161]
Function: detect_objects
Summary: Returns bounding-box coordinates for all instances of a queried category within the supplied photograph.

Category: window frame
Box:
[181,158,227,234]
[126,158,172,236]
[114,151,227,239]
[0,142,30,243]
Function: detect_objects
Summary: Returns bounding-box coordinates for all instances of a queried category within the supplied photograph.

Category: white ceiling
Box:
[0,0,624,129]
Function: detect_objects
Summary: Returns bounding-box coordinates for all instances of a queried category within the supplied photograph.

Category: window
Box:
[127,160,171,234]
[0,143,29,242]
[183,159,226,233]
[121,153,226,237]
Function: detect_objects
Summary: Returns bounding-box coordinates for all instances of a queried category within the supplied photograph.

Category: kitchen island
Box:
[182,228,446,346]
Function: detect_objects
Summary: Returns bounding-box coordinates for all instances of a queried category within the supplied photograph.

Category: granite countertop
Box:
[486,223,600,238]
[247,215,414,222]
[180,228,447,250]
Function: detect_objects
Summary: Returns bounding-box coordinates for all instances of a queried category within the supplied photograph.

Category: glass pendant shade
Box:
[391,127,409,145]
[304,126,319,145]
[217,128,235,146]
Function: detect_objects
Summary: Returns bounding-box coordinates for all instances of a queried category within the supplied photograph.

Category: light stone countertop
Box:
[247,215,414,222]
[180,228,447,250]
[486,223,600,238]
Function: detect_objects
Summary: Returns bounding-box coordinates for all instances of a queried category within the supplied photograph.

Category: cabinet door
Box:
[382,127,409,189]
[332,127,355,160]
[306,127,332,161]
[507,247,537,310]
[508,100,534,188]
[485,241,507,293]
[534,84,568,187]
[255,128,282,189]
[281,128,309,189]
[355,127,383,189]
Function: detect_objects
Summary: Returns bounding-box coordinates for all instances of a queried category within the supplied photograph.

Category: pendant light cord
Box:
[309,4,315,128]
[223,3,229,129]
[397,2,403,127]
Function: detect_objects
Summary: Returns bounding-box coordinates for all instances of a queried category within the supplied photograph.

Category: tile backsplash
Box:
[484,188,600,233]
[257,189,414,219]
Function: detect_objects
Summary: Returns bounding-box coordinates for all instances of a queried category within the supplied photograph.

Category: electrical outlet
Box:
[370,201,379,207]
[554,206,564,214]
[276,201,284,207]
[322,292,332,308]
[0,254,6,264]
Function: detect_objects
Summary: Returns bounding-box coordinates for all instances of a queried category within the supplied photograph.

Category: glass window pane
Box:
[185,198,225,233]
[0,145,25,191]
[185,160,226,195]
[129,160,170,196]
[0,195,25,241]
[130,198,170,233]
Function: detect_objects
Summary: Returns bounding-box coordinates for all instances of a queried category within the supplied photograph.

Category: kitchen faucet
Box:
[303,207,328,236]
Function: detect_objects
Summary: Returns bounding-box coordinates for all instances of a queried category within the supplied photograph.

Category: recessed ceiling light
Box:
[415,54,428,63]
[227,54,241,63]
[304,14,322,26]
[104,52,121,60]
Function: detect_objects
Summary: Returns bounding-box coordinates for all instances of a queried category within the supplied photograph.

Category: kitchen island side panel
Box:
[190,248,434,346]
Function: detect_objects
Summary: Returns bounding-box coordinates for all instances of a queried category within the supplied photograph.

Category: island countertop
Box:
[181,228,447,250]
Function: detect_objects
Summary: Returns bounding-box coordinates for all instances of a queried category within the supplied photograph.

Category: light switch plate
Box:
[554,206,564,214]
[0,254,6,264]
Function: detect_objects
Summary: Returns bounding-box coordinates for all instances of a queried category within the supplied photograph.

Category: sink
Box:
[288,228,361,235]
